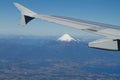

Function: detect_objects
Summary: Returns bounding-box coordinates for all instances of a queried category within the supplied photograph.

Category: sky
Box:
[0,0,120,37]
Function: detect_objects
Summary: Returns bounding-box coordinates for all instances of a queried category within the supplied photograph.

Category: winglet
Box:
[14,3,37,26]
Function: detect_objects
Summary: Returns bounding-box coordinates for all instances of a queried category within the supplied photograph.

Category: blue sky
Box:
[0,0,120,37]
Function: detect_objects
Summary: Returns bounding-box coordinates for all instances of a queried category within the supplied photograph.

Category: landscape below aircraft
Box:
[14,3,120,51]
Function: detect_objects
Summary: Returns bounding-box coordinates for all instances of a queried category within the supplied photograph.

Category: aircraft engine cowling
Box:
[88,38,120,51]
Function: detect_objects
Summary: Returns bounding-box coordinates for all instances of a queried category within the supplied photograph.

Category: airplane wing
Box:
[14,3,120,51]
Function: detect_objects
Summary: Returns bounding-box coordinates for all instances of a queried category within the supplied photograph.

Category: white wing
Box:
[14,3,120,51]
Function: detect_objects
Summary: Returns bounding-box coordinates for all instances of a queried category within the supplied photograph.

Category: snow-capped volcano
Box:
[57,34,75,42]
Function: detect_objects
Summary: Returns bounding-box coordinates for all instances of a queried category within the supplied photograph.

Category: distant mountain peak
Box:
[57,34,75,42]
